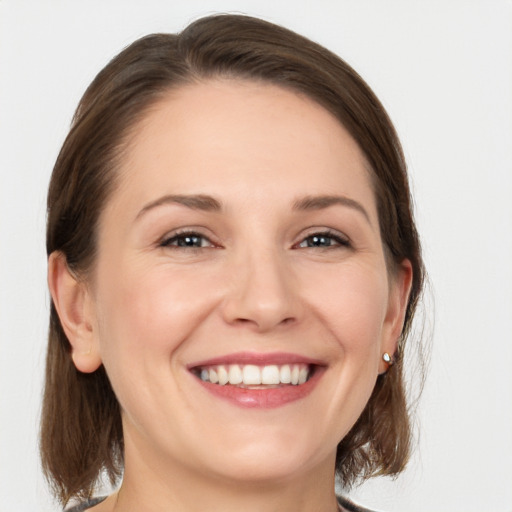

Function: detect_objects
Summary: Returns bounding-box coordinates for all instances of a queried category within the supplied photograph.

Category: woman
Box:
[41,14,424,512]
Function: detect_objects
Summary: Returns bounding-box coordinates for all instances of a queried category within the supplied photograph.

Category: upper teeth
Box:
[198,364,310,386]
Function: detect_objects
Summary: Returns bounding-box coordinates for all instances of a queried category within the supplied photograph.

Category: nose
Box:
[221,248,300,332]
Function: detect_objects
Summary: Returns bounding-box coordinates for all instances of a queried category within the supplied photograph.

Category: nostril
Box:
[235,317,252,324]
[232,315,296,330]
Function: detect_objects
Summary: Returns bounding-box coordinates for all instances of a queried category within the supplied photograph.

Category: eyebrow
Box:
[293,195,371,223]
[136,194,222,220]
[135,193,371,224]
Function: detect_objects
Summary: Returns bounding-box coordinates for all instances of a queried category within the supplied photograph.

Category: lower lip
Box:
[193,369,324,409]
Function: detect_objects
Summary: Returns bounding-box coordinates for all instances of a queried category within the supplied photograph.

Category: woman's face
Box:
[81,80,410,484]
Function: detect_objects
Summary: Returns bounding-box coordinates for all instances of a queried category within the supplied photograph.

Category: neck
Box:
[107,439,339,512]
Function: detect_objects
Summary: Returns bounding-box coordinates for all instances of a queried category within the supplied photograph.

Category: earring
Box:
[382,352,394,367]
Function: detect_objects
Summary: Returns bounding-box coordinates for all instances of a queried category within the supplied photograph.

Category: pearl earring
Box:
[382,352,394,367]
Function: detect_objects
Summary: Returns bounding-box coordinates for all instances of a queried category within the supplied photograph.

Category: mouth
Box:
[188,354,324,408]
[192,363,313,388]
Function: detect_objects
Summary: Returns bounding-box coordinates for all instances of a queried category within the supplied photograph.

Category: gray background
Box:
[1,1,511,511]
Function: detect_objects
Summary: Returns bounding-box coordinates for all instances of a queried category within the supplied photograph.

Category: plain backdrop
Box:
[1,1,511,511]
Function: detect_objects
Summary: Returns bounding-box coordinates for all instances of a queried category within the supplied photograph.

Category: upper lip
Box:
[187,351,326,370]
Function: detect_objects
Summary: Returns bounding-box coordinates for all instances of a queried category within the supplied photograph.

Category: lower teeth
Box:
[238,384,286,389]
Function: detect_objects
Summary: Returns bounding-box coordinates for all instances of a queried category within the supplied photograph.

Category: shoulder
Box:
[65,496,107,512]
[337,495,383,512]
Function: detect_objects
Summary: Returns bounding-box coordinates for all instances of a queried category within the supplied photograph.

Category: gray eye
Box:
[298,232,349,249]
[304,235,335,247]
[161,232,212,248]
[176,235,205,247]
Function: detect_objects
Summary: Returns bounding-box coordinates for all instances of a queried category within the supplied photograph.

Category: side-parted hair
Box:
[42,14,424,505]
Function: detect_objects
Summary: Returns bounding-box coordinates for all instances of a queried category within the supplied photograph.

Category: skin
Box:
[49,80,412,512]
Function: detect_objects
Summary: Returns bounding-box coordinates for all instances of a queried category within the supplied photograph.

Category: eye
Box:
[160,231,215,249]
[296,230,350,249]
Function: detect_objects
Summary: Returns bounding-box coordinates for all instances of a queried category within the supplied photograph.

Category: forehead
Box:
[110,79,377,220]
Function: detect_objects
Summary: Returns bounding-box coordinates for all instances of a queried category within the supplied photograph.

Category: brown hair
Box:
[41,13,425,504]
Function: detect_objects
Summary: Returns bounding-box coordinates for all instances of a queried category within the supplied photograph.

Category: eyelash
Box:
[159,230,215,249]
[294,230,351,249]
[159,229,350,250]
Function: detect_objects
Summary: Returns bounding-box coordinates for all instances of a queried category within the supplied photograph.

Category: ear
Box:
[379,258,413,373]
[48,251,102,373]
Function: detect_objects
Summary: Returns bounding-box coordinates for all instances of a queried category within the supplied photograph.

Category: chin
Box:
[210,455,316,485]
[191,434,331,485]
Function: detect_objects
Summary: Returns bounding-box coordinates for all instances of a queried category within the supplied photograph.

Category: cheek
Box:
[306,261,389,356]
[91,261,222,429]
[94,261,219,364]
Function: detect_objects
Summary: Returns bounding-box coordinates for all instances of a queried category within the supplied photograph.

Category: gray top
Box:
[65,495,379,512]
[65,497,106,511]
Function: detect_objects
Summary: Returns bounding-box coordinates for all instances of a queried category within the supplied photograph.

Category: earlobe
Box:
[48,251,102,373]
[379,259,413,374]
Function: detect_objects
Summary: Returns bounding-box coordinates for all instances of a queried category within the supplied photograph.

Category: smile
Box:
[196,363,311,387]
[188,353,324,408]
